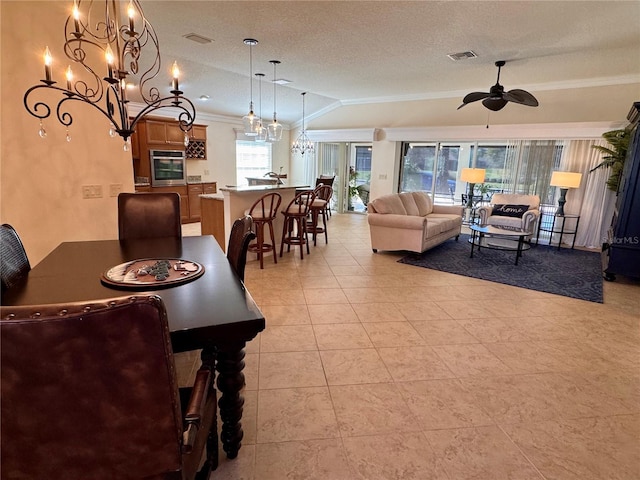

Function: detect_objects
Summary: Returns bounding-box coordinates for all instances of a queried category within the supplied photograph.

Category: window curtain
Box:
[501,140,562,200]
[560,139,614,248]
[318,143,339,177]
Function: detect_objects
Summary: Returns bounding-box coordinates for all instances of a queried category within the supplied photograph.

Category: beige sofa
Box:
[367,191,463,253]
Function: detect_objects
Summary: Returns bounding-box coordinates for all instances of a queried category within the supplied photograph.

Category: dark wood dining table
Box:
[1,235,265,461]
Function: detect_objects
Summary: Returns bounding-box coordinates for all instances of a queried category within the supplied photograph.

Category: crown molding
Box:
[382,122,628,141]
[340,74,640,106]
[305,128,381,142]
[128,103,290,128]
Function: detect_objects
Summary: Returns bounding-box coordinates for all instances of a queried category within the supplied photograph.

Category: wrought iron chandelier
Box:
[291,92,314,155]
[23,0,196,148]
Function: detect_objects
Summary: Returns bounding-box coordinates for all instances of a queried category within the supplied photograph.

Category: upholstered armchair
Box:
[477,193,541,234]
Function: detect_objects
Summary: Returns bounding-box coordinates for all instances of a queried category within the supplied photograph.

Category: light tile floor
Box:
[180,214,640,480]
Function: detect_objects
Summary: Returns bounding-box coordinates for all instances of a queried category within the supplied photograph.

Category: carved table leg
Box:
[215,341,246,459]
[196,347,218,478]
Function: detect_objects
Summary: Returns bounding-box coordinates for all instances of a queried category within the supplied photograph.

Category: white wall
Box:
[1,1,134,265]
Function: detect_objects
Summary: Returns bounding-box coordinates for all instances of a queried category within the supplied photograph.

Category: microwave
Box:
[150,150,186,187]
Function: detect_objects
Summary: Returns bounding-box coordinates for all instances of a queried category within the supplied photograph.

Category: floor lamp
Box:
[550,171,582,216]
[460,168,486,208]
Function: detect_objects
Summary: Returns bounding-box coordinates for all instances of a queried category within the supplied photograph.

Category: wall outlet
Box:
[378,174,388,180]
[82,184,103,199]
[109,183,123,197]
[204,169,210,176]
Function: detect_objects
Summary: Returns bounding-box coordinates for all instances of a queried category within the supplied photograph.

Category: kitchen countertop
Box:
[218,184,309,193]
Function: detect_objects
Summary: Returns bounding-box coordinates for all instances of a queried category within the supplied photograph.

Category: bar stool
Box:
[280,190,316,260]
[307,185,332,246]
[246,192,281,269]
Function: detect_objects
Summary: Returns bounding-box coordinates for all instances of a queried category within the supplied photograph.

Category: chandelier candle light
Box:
[550,171,582,216]
[267,60,283,142]
[291,92,314,155]
[242,38,260,136]
[23,0,196,148]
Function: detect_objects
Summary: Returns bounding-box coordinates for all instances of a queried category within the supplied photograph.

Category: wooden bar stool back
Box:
[280,190,316,260]
[246,192,281,269]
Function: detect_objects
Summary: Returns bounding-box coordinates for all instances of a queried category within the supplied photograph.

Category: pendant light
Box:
[242,38,260,136]
[267,60,283,142]
[291,92,314,155]
[255,73,268,142]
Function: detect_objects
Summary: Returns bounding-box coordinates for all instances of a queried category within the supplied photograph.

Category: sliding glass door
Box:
[399,140,563,206]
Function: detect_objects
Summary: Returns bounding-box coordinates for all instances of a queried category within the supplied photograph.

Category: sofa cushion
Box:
[370,194,407,215]
[427,214,462,232]
[491,204,529,218]
[487,215,524,230]
[412,192,433,216]
[399,192,420,216]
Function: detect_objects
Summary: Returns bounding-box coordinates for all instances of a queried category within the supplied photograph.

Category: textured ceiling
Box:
[138,0,640,126]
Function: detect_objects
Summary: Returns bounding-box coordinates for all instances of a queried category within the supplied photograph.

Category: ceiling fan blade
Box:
[482,97,508,111]
[457,91,490,110]
[504,89,539,107]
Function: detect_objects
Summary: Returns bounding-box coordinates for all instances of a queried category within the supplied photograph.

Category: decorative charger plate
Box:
[101,258,204,290]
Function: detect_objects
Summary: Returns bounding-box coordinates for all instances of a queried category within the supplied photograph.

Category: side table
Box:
[536,213,580,249]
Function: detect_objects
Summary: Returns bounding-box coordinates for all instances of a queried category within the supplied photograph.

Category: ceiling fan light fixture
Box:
[457,60,538,111]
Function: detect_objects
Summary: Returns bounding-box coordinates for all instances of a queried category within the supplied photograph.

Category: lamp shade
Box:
[550,171,582,188]
[460,168,486,184]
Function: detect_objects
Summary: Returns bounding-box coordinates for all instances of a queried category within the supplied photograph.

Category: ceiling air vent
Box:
[447,51,477,61]
[183,33,213,44]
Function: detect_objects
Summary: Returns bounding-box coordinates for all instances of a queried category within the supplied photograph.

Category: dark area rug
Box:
[398,234,603,303]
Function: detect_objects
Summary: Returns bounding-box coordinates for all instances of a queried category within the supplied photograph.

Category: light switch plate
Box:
[82,185,103,199]
[109,184,123,197]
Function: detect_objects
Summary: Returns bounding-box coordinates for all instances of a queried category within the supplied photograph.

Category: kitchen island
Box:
[201,184,309,252]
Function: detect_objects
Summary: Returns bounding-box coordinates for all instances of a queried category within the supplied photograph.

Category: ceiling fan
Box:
[458,60,539,112]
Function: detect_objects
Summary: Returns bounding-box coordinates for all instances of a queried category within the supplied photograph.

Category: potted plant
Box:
[591,127,631,192]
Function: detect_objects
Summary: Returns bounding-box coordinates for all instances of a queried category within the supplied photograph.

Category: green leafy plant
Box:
[348,166,359,199]
[591,127,631,192]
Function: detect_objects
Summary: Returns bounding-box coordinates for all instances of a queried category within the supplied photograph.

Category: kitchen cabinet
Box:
[129,129,140,160]
[131,183,216,223]
[145,120,186,146]
[201,196,226,252]
[187,182,217,221]
[131,118,208,179]
[186,124,208,160]
[188,125,207,140]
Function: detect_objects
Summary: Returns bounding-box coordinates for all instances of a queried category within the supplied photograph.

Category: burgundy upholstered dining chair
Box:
[118,192,182,240]
[227,215,256,281]
[0,295,217,480]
